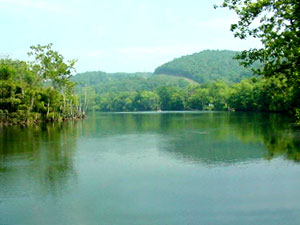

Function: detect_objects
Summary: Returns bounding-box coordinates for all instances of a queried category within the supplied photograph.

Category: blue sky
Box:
[0,0,260,73]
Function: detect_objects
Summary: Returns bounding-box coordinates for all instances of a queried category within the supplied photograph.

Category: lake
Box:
[1,112,300,225]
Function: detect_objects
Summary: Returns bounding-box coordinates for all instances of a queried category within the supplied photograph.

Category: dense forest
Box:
[72,0,300,120]
[1,47,298,124]
[70,50,259,112]
[71,48,294,114]
[72,71,193,93]
[2,0,300,126]
[0,44,85,125]
[72,72,293,113]
[70,1,300,121]
[154,50,255,83]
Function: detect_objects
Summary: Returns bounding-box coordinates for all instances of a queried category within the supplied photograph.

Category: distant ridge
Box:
[71,71,192,94]
[71,71,151,87]
[154,50,254,83]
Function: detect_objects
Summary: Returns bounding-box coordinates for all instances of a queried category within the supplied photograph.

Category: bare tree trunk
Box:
[77,96,82,117]
[62,87,66,118]
[47,97,50,118]
[25,96,35,122]
[83,86,88,117]
[70,99,73,118]
[30,97,34,110]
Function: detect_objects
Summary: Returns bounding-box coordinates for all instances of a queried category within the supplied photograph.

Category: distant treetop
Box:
[154,50,255,83]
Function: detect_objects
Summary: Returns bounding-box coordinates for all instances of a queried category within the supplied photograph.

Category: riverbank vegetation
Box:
[72,74,293,113]
[73,0,299,117]
[71,50,257,112]
[1,1,299,124]
[216,0,300,120]
[0,44,85,125]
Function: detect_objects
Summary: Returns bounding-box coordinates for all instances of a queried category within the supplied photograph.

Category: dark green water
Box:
[1,112,300,225]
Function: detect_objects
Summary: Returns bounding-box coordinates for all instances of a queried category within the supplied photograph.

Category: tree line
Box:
[216,0,300,121]
[80,76,293,113]
[2,0,299,123]
[154,50,255,83]
[0,44,86,125]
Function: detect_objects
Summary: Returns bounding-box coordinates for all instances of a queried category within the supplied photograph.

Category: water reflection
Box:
[157,112,300,164]
[83,112,300,163]
[1,112,300,225]
[0,112,300,196]
[0,121,81,196]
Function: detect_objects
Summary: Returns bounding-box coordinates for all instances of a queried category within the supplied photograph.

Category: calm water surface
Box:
[1,112,300,225]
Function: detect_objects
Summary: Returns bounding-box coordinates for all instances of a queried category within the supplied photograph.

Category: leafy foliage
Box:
[72,71,192,93]
[154,50,255,83]
[217,0,300,117]
[71,50,293,113]
[73,74,293,113]
[0,44,83,125]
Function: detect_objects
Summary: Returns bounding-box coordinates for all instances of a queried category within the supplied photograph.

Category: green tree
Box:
[154,50,254,83]
[217,0,300,115]
[186,87,210,110]
[28,43,77,88]
[208,81,229,110]
[217,0,299,76]
[28,44,81,119]
[228,79,257,111]
[1,44,82,125]
[157,86,185,110]
[133,91,160,111]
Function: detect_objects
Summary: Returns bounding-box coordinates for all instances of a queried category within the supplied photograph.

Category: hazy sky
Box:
[0,0,260,73]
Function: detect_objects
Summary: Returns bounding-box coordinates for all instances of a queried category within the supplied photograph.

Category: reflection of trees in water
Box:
[86,112,300,164]
[156,113,270,164]
[227,113,300,162]
[263,129,300,162]
[0,121,82,195]
[1,111,298,197]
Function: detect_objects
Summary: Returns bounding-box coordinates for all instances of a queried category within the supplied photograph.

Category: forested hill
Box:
[71,71,192,94]
[69,51,293,114]
[154,50,254,83]
[71,71,151,87]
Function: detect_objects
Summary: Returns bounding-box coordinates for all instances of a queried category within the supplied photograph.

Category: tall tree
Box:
[28,43,77,90]
[216,0,300,114]
[0,44,82,125]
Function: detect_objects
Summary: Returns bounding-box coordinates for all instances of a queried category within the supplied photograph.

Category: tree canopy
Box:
[217,0,299,78]
[217,0,300,118]
[0,44,84,125]
[154,50,255,83]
